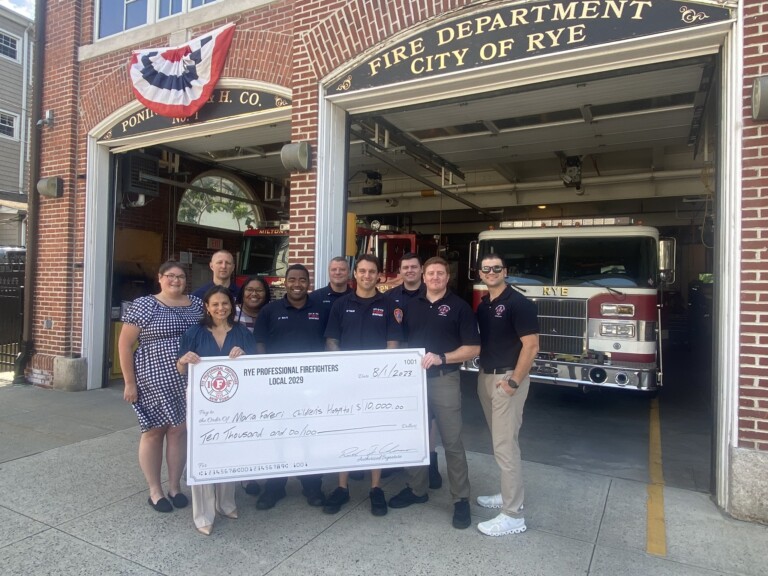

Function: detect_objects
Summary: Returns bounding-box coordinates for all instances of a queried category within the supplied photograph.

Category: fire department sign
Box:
[333,0,732,93]
[99,89,291,142]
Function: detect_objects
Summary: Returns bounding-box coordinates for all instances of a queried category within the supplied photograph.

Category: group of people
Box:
[118,247,539,538]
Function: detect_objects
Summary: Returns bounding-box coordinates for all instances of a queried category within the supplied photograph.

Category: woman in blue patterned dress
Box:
[177,285,257,535]
[118,261,203,513]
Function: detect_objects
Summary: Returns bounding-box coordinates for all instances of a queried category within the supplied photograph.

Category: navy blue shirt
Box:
[386,283,425,308]
[178,323,257,359]
[476,285,539,370]
[324,291,403,351]
[254,296,328,353]
[192,281,239,301]
[309,284,352,314]
[403,290,480,370]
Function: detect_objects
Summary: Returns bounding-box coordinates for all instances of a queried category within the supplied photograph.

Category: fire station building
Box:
[27,0,768,523]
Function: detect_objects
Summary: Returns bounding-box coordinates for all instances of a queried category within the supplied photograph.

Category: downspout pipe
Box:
[14,0,46,385]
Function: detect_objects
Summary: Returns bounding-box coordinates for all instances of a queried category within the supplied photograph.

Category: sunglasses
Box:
[480,265,505,274]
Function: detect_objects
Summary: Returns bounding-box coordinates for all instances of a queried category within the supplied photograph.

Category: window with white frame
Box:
[0,111,18,139]
[97,0,219,39]
[0,32,19,61]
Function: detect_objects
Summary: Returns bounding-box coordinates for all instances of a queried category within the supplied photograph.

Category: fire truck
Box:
[468,217,676,392]
[236,222,290,298]
[236,218,440,297]
[355,219,440,291]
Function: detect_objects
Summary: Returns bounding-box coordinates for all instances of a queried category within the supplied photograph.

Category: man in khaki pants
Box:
[475,253,539,536]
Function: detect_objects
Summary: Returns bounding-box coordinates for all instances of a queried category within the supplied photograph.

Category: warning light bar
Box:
[499,217,633,229]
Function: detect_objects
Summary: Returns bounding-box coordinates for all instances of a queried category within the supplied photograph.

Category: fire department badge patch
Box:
[495,304,506,318]
[438,305,451,317]
[200,365,239,403]
[394,308,403,324]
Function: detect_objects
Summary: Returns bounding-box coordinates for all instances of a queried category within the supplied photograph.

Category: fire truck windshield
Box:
[239,235,289,277]
[480,235,657,288]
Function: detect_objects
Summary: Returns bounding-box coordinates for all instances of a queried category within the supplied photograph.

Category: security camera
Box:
[385,198,399,207]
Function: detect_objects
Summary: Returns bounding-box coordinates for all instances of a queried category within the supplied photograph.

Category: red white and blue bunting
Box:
[128,23,236,118]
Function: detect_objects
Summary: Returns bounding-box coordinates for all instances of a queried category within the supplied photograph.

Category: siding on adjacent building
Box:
[0,6,31,250]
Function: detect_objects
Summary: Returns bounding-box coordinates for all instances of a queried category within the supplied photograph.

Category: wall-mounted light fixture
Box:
[36,109,54,128]
[280,141,312,171]
[752,76,768,121]
[37,176,63,198]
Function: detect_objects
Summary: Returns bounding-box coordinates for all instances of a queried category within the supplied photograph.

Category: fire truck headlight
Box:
[600,323,636,338]
[600,303,635,317]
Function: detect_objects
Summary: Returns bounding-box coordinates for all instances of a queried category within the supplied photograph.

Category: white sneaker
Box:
[476,493,502,508]
[477,513,527,536]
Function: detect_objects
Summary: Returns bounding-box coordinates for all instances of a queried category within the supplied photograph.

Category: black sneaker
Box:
[322,487,350,514]
[255,487,286,510]
[452,498,471,529]
[388,487,428,509]
[244,481,261,496]
[370,487,388,516]
[303,488,325,507]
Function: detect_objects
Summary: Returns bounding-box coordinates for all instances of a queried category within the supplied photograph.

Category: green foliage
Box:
[177,175,258,231]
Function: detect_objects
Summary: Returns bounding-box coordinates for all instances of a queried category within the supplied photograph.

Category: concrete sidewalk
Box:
[0,384,766,576]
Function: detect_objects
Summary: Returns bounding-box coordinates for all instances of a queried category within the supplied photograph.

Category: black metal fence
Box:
[0,256,24,373]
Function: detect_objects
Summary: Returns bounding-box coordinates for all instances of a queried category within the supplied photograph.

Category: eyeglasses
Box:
[480,265,505,274]
[162,273,186,281]
[244,288,266,295]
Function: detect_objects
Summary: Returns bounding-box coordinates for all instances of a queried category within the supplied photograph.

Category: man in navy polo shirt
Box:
[388,256,480,529]
[386,252,442,490]
[309,256,352,313]
[322,254,403,517]
[475,253,539,537]
[252,264,328,510]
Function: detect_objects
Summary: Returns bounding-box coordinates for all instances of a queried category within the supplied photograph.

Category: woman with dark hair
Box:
[119,261,203,514]
[235,275,270,332]
[177,285,256,535]
[234,275,270,497]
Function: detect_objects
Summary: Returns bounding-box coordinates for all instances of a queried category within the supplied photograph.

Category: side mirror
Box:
[658,237,676,285]
[468,240,478,281]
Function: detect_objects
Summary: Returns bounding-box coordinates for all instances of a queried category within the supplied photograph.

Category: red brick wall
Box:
[36,0,471,373]
[33,2,294,374]
[31,0,84,379]
[740,0,768,451]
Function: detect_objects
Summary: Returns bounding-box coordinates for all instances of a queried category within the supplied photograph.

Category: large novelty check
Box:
[186,348,429,485]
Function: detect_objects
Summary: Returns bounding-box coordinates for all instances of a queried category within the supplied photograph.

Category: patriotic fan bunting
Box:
[128,23,236,118]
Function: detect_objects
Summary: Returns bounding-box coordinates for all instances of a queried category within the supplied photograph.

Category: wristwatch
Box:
[438,353,447,365]
[506,377,520,389]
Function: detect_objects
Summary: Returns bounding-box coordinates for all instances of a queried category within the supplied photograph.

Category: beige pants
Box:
[477,373,530,518]
[406,370,470,500]
[192,482,237,529]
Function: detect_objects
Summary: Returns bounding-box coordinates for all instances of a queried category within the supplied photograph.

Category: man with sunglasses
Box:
[388,256,480,529]
[475,253,539,537]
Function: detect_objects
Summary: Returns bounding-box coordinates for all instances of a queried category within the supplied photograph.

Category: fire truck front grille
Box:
[532,298,587,356]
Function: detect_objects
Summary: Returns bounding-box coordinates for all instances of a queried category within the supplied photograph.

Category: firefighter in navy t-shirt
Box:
[322,254,403,517]
[386,252,443,490]
[251,264,329,511]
